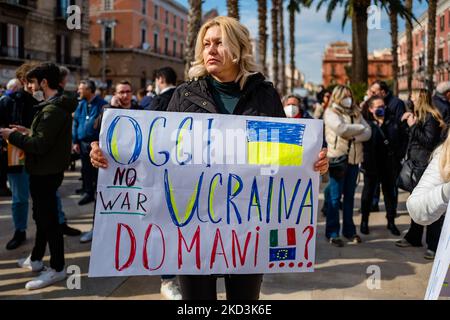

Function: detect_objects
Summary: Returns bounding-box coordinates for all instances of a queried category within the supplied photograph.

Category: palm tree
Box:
[227,0,240,20]
[288,0,299,92]
[388,3,399,95]
[279,0,287,95]
[427,0,437,94]
[257,0,268,76]
[405,0,413,97]
[184,0,202,80]
[317,0,411,86]
[288,0,311,92]
[272,0,280,91]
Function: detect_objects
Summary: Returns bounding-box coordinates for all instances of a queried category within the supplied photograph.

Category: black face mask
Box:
[375,108,385,118]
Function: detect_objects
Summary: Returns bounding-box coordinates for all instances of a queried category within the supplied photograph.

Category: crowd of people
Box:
[0,15,449,300]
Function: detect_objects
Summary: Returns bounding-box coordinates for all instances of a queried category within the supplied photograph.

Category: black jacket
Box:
[361,120,396,176]
[147,87,176,111]
[384,92,408,163]
[433,93,450,124]
[166,73,285,118]
[408,113,444,168]
[0,89,38,129]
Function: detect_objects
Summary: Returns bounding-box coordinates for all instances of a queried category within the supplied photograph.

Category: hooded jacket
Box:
[8,93,77,175]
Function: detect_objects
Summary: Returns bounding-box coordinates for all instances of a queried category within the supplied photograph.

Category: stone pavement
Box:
[0,166,437,300]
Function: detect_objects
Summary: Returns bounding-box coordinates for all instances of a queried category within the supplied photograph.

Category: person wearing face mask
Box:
[314,89,331,120]
[360,96,401,236]
[0,62,39,250]
[324,85,371,247]
[0,63,77,290]
[282,94,312,119]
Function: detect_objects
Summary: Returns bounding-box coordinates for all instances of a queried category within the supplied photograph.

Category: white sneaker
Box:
[160,279,182,300]
[25,268,66,290]
[17,255,44,272]
[80,229,93,243]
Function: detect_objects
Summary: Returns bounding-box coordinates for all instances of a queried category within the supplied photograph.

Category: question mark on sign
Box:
[303,226,314,267]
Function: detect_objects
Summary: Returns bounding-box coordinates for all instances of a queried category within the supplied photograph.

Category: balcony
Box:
[0,46,82,67]
[0,0,37,10]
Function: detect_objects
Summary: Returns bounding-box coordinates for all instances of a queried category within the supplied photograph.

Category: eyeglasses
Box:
[117,90,132,95]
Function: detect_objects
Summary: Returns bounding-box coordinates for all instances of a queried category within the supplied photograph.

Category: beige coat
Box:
[324,105,371,165]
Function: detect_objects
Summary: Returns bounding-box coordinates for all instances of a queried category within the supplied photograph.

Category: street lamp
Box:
[97,19,117,87]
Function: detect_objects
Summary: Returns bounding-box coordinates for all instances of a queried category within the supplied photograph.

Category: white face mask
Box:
[33,90,45,102]
[363,95,369,102]
[284,105,300,118]
[341,97,353,108]
[155,83,161,95]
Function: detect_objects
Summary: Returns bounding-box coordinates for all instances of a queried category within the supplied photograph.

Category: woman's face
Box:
[202,25,239,81]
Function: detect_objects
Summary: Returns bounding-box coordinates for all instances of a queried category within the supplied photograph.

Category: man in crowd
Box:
[0,63,76,289]
[147,67,177,111]
[0,63,38,250]
[433,81,450,124]
[282,93,313,119]
[73,80,107,243]
[110,80,141,110]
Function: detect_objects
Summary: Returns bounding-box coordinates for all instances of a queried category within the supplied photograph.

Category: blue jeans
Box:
[325,164,359,239]
[56,191,66,225]
[7,171,29,232]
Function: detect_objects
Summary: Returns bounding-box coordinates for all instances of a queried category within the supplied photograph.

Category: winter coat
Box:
[407,113,444,170]
[166,73,286,118]
[384,92,408,162]
[324,104,371,165]
[146,87,176,111]
[406,147,449,226]
[8,93,77,175]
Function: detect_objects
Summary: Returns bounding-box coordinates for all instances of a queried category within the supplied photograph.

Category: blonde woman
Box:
[89,16,329,300]
[324,85,371,247]
[396,89,447,259]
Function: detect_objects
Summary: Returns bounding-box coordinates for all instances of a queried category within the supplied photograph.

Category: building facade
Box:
[0,0,90,90]
[398,0,450,98]
[322,41,393,88]
[89,0,188,90]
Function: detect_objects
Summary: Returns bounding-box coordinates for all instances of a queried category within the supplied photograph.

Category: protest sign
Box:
[89,109,323,276]
[425,204,450,300]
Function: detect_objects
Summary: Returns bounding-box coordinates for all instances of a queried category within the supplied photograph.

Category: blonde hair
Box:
[330,85,360,116]
[439,133,450,182]
[188,16,259,89]
[413,89,446,130]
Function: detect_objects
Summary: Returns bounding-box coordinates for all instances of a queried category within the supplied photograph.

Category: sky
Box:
[178,0,428,84]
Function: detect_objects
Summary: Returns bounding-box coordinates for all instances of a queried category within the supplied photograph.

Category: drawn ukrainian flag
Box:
[247,121,305,166]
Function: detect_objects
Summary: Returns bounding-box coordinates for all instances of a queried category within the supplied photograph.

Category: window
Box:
[56,34,70,64]
[438,47,444,63]
[440,15,445,32]
[141,28,147,46]
[165,11,169,25]
[165,36,169,55]
[154,5,158,20]
[142,0,146,15]
[104,25,113,47]
[180,43,183,57]
[153,32,158,52]
[0,23,23,58]
[104,0,113,11]
[180,18,184,32]
[173,40,176,57]
[174,16,177,29]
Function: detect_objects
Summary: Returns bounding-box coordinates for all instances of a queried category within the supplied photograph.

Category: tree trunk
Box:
[279,0,286,96]
[289,5,295,91]
[271,0,280,91]
[427,0,437,95]
[184,0,202,80]
[351,0,370,85]
[389,3,399,96]
[258,0,268,76]
[405,0,413,98]
[227,0,240,20]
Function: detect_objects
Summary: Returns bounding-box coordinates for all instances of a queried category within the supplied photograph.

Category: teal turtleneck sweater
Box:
[206,76,242,114]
